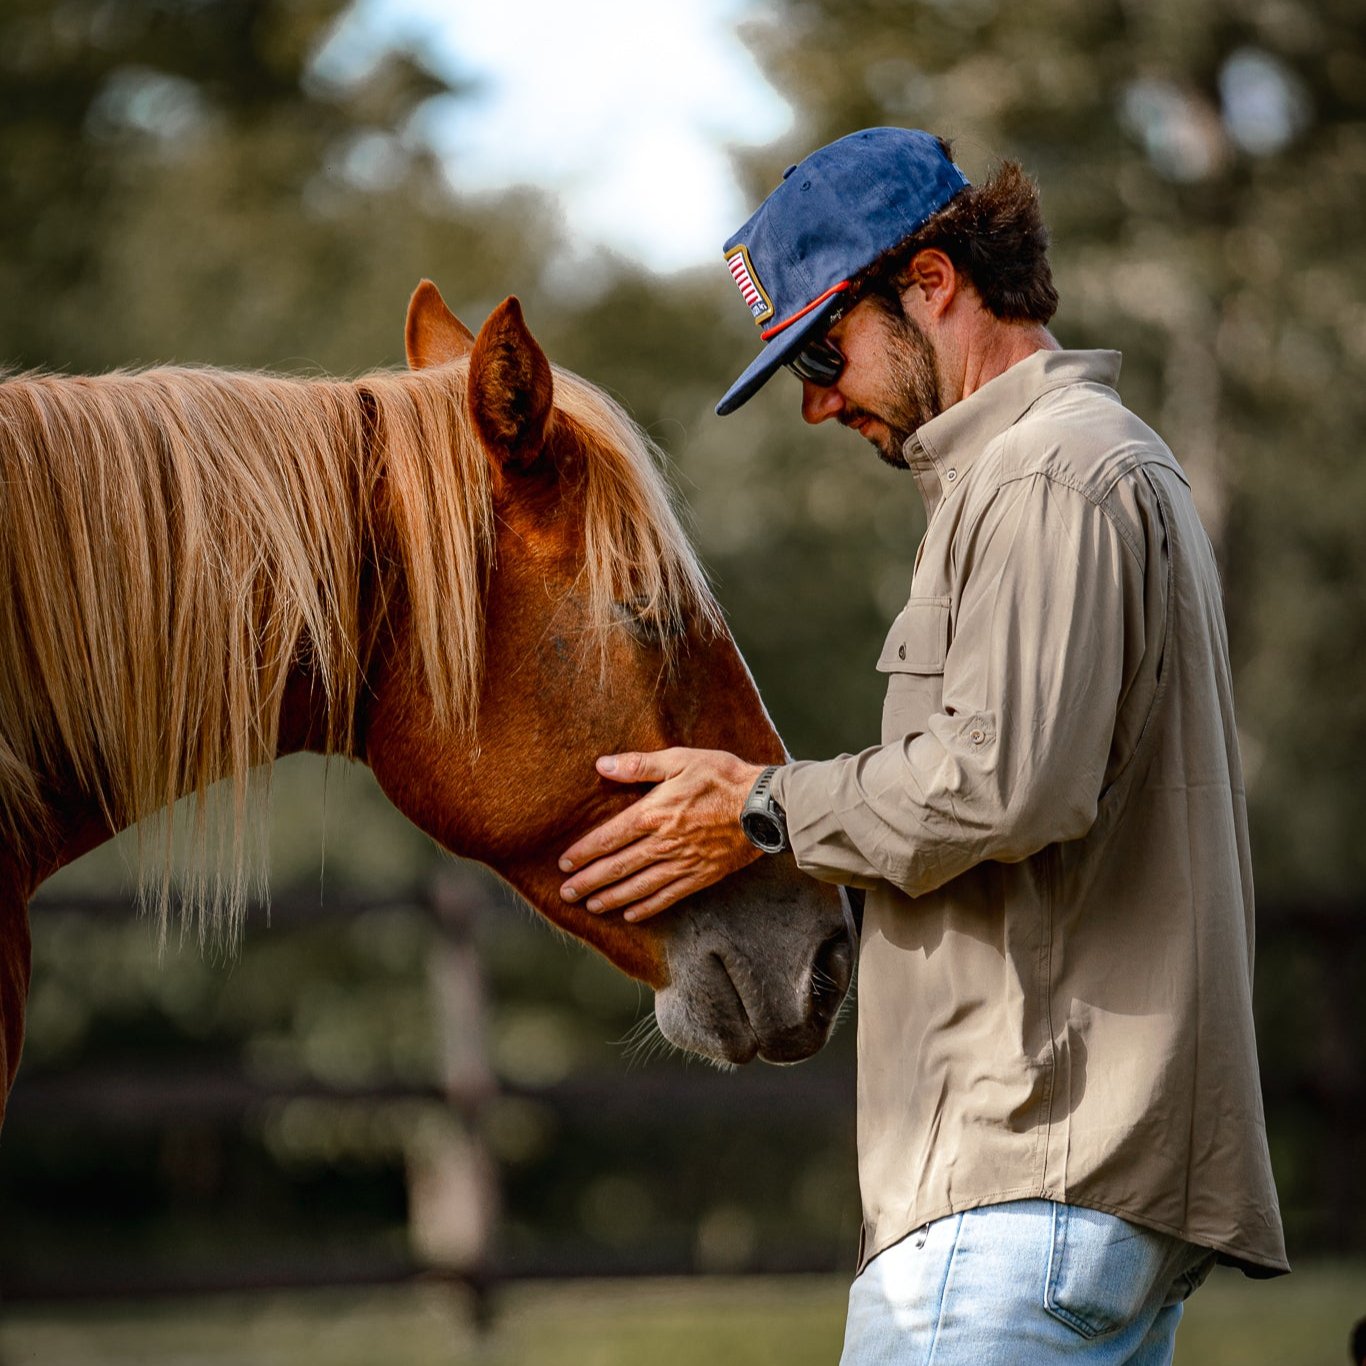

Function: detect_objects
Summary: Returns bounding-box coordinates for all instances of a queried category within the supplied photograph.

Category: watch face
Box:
[742,809,785,852]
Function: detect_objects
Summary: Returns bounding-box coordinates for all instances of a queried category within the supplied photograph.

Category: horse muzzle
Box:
[653,860,854,1065]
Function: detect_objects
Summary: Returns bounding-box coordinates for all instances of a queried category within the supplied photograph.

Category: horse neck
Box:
[29,647,348,888]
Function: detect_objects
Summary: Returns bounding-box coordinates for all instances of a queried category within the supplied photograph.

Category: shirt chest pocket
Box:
[876,597,949,744]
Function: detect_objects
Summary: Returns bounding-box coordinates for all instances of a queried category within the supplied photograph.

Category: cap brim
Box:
[715,296,848,416]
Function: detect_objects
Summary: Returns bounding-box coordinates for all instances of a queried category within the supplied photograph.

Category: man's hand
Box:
[557,748,767,922]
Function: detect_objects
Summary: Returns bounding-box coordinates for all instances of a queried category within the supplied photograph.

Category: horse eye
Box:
[614,596,683,644]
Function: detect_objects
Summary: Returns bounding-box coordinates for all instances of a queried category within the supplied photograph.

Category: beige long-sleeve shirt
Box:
[770,349,1288,1276]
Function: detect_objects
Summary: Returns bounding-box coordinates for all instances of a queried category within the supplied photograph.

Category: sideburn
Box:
[868,293,943,470]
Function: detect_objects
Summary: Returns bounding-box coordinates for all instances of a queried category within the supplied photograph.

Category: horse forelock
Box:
[548,365,721,645]
[0,354,716,942]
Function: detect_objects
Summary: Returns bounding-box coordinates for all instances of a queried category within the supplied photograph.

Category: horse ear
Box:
[467,296,554,474]
[405,279,476,369]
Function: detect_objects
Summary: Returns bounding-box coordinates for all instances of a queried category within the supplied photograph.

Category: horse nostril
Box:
[710,950,754,1031]
[810,930,853,1023]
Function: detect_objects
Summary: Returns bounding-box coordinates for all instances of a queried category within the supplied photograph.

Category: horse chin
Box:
[652,861,853,1067]
[653,981,760,1067]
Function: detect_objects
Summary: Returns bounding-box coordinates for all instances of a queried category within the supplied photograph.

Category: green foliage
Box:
[0,0,557,375]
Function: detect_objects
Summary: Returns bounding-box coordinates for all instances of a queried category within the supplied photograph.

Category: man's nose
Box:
[800,378,845,424]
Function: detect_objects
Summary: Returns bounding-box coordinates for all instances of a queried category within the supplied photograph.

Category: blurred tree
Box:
[0,0,558,375]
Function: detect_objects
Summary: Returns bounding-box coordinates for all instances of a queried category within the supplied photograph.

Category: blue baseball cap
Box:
[716,128,970,416]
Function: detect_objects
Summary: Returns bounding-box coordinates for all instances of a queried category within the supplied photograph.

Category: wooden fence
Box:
[0,865,857,1316]
[0,875,1360,1312]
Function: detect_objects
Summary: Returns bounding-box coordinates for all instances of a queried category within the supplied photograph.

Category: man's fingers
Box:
[560,836,657,902]
[595,749,680,784]
[578,863,683,915]
[559,810,657,875]
[555,747,764,912]
[559,751,682,873]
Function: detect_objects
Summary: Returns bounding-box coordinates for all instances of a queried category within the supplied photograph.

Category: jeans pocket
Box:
[1043,1204,1173,1339]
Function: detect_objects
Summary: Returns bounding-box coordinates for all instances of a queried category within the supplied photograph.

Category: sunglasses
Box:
[783,298,853,386]
[785,336,846,386]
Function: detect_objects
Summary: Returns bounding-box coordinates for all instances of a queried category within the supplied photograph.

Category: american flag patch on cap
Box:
[726,245,773,325]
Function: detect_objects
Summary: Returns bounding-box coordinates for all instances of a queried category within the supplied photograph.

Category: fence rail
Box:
[3,878,1361,1309]
[3,869,858,1313]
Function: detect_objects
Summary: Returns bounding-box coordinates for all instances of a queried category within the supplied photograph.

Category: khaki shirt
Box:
[771,349,1288,1276]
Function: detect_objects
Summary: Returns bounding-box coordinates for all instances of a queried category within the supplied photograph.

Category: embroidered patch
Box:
[726,245,773,325]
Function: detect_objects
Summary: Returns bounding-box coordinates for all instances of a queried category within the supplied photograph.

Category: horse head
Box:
[362,282,852,1065]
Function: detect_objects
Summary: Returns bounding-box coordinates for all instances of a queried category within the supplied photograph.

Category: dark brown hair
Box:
[858,144,1058,325]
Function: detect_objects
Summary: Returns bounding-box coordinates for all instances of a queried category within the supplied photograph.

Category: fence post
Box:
[406,865,500,1324]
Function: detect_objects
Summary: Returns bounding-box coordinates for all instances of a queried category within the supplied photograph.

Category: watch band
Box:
[741,765,789,854]
[749,764,778,807]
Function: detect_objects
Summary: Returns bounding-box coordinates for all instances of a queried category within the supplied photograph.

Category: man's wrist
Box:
[740,764,789,854]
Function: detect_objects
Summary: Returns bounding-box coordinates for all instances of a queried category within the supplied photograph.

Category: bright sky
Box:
[322,0,792,273]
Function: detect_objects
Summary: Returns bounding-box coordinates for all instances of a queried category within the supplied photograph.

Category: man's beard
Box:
[841,309,942,469]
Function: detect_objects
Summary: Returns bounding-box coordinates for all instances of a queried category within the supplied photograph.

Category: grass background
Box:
[1,1262,1361,1365]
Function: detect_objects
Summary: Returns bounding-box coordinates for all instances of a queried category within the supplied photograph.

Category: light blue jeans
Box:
[841,1200,1214,1365]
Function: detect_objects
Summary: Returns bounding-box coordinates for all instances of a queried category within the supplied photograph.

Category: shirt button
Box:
[969,728,985,745]
[897,643,907,660]
[945,468,958,483]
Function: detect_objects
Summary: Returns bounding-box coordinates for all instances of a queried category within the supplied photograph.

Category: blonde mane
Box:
[0,357,714,939]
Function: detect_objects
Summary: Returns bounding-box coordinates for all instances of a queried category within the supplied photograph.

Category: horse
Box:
[0,281,853,1126]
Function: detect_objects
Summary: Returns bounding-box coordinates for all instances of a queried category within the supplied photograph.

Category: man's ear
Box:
[902,248,959,320]
[467,296,554,475]
[405,279,476,369]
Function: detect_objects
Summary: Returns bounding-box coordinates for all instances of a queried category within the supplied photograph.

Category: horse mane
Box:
[0,356,715,941]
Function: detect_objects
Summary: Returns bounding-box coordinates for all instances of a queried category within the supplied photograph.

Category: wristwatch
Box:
[740,765,789,854]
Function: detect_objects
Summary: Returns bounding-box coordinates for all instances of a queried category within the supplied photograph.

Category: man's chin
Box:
[869,428,910,470]
[841,413,911,470]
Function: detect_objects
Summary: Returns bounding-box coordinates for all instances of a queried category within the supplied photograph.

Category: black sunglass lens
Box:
[786,340,843,385]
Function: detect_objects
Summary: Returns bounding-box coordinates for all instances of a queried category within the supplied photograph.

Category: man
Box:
[557,128,1288,1361]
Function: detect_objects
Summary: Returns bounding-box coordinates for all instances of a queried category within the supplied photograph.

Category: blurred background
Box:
[1,0,1363,1361]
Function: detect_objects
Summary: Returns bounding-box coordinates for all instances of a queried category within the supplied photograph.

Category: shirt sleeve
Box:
[769,471,1148,897]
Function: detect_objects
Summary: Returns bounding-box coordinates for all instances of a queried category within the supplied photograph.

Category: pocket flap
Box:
[876,598,949,674]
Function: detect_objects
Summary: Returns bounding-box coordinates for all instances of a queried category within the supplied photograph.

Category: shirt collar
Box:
[901,349,1123,515]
